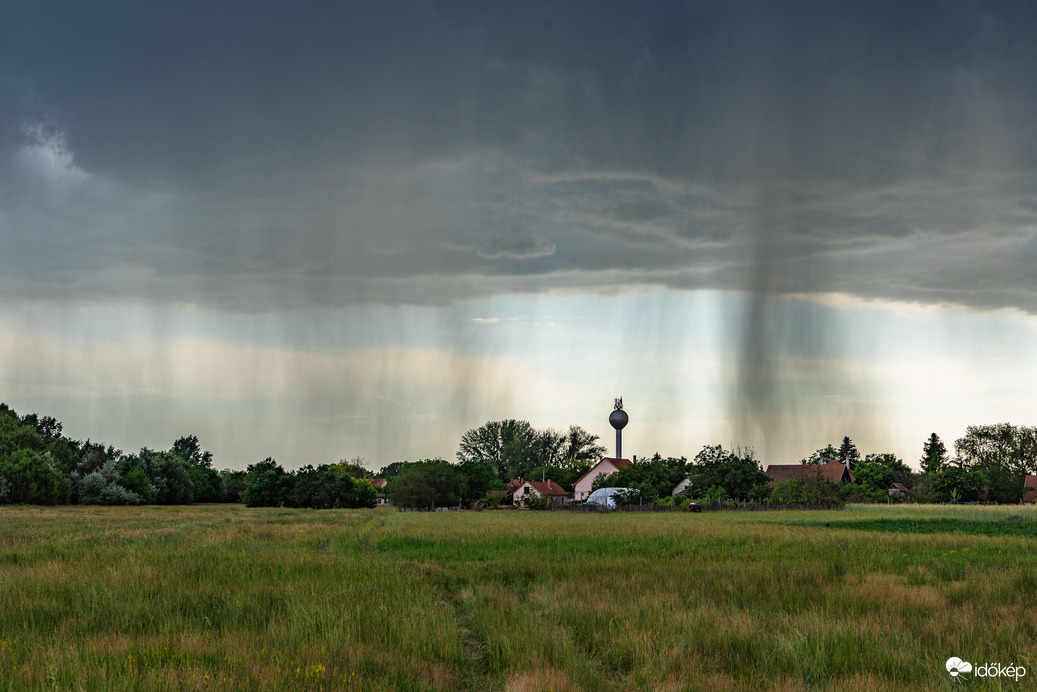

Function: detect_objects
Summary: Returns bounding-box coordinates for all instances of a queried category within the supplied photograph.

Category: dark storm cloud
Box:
[3,0,1037,311]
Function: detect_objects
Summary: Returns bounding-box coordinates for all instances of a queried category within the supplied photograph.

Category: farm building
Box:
[764,460,855,488]
[887,482,913,501]
[513,480,574,508]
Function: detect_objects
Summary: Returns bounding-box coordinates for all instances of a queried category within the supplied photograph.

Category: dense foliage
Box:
[6,403,1037,509]
[385,458,503,509]
[771,474,841,507]
[852,453,912,493]
[456,420,605,482]
[0,403,379,508]
[0,404,236,507]
[683,445,771,502]
[591,454,689,502]
[238,459,377,509]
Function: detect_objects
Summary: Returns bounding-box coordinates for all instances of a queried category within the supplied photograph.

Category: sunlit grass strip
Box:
[1,504,1036,690]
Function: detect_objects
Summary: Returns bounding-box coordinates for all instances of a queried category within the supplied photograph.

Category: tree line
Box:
[0,404,376,509]
[3,402,1035,509]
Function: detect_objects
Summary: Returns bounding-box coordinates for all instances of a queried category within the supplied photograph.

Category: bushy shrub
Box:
[117,465,153,503]
[518,491,550,510]
[75,462,145,505]
[838,484,887,503]
[76,471,109,504]
[0,450,70,505]
[702,485,729,504]
[611,488,641,507]
[772,474,841,507]
[99,483,143,505]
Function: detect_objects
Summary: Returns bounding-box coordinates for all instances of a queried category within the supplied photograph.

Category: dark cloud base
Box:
[2,0,1036,316]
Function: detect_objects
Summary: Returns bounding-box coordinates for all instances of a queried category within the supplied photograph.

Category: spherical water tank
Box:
[609,408,628,430]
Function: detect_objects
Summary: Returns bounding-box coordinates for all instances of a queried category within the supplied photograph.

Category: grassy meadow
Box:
[1,504,1036,691]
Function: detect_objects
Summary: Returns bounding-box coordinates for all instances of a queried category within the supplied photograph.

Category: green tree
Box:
[838,436,861,470]
[684,445,770,501]
[115,455,154,503]
[930,466,988,503]
[348,477,378,508]
[168,436,223,502]
[186,465,226,503]
[139,450,194,504]
[558,426,607,478]
[0,405,44,461]
[526,465,576,491]
[457,420,536,481]
[953,423,1037,503]
[241,458,294,507]
[76,441,122,475]
[170,435,213,468]
[455,460,500,506]
[388,459,461,509]
[853,453,912,493]
[220,469,247,503]
[44,436,81,476]
[291,465,341,509]
[333,456,370,479]
[457,420,605,482]
[590,455,689,502]
[18,413,63,441]
[292,465,376,509]
[920,433,948,474]
[0,450,71,505]
[377,461,409,479]
[804,444,840,465]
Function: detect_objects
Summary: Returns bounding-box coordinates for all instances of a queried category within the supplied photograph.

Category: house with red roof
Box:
[485,478,529,506]
[369,478,388,505]
[573,457,635,501]
[513,479,574,508]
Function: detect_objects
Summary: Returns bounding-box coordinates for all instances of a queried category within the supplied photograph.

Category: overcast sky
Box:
[3,1,1037,469]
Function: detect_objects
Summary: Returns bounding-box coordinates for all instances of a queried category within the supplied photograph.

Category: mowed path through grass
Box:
[1,504,1036,691]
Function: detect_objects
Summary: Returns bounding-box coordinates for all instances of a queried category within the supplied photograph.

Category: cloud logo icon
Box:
[946,657,973,677]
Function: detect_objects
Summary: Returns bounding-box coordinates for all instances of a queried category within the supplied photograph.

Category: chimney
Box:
[633,455,637,463]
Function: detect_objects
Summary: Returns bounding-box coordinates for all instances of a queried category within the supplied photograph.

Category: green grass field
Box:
[2,504,1036,691]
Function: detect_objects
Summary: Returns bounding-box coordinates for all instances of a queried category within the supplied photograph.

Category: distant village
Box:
[2,400,1036,510]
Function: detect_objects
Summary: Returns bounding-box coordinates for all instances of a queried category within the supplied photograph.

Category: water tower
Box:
[609,397,628,459]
